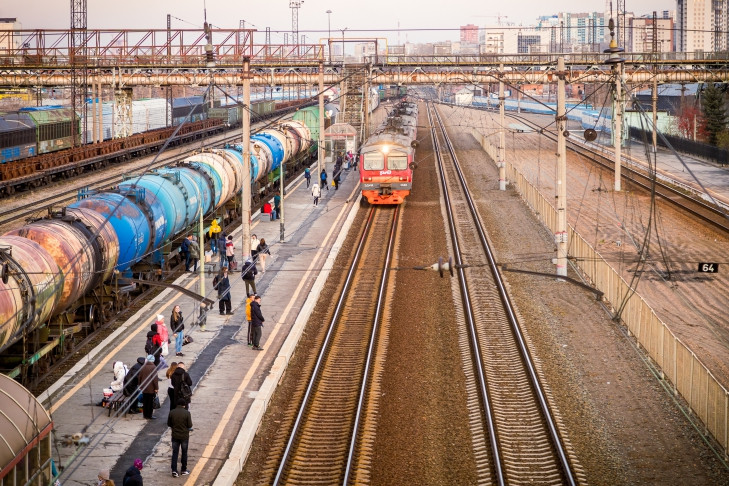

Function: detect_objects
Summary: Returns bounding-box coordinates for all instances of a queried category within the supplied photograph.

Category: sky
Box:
[5,0,674,45]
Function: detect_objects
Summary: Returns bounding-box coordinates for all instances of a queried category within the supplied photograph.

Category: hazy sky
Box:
[6,0,674,44]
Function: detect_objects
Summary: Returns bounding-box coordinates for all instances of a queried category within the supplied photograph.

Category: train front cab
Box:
[359,145,413,205]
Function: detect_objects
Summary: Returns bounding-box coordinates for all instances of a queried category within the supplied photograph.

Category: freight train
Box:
[0,115,320,380]
[359,99,418,205]
[0,99,313,198]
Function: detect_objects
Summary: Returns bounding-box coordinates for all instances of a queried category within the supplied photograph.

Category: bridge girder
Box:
[0,66,727,87]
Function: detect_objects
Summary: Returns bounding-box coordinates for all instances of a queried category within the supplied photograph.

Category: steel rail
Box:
[504,111,729,234]
[273,206,398,485]
[432,101,577,485]
[426,103,505,485]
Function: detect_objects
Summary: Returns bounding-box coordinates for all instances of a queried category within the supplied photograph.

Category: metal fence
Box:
[478,133,729,458]
[630,126,729,165]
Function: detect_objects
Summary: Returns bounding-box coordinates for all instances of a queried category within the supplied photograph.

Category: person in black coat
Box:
[168,400,193,477]
[123,357,146,413]
[122,458,144,486]
[250,295,265,351]
[213,268,232,315]
[171,362,193,409]
[241,258,258,295]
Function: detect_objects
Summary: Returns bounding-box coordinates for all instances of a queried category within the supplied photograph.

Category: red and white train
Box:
[359,100,418,205]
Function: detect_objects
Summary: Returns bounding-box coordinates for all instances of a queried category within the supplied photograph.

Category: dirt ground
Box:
[237,102,729,485]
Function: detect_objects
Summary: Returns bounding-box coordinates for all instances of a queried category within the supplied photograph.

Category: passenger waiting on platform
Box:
[168,399,193,477]
[213,268,233,315]
[180,236,191,271]
[304,167,311,187]
[333,168,341,190]
[166,362,178,411]
[138,355,159,420]
[251,234,260,262]
[209,219,221,253]
[245,293,255,346]
[156,314,170,358]
[273,192,281,220]
[225,236,235,267]
[122,458,144,486]
[250,295,265,351]
[171,362,193,409]
[110,361,128,393]
[171,305,185,357]
[312,182,321,206]
[256,238,270,273]
[188,236,200,272]
[321,169,329,190]
[123,357,146,414]
[217,233,227,260]
[145,324,163,367]
[242,257,258,295]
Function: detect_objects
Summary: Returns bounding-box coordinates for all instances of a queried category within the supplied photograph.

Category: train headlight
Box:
[381,145,390,154]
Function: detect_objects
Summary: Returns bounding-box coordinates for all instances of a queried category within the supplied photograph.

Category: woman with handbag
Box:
[171,305,184,357]
[156,314,170,358]
[256,238,270,273]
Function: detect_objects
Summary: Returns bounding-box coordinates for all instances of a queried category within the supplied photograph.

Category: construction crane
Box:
[475,13,509,26]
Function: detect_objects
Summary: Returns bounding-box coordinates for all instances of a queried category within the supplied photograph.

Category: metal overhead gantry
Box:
[0,28,728,87]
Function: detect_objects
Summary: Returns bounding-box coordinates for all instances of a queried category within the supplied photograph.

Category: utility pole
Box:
[652,11,658,154]
[241,57,252,259]
[318,60,325,184]
[498,64,506,191]
[555,57,568,278]
[604,17,625,192]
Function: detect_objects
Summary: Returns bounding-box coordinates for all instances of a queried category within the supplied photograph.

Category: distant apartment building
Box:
[535,13,607,52]
[676,0,717,52]
[0,18,22,53]
[630,15,674,52]
[460,24,479,44]
[479,26,549,54]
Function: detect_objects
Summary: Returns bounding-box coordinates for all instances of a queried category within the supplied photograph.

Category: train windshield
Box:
[388,153,408,170]
[363,152,385,170]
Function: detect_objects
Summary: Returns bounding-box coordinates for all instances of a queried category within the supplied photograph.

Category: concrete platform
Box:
[43,165,362,486]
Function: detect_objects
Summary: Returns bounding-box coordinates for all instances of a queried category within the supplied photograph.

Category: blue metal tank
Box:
[69,193,150,271]
[187,161,223,208]
[134,172,188,238]
[117,184,167,250]
[182,153,233,208]
[229,143,264,183]
[155,168,207,228]
[252,132,284,172]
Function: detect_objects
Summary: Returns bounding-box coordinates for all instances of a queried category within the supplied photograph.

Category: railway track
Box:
[502,111,729,234]
[0,115,293,231]
[263,206,398,485]
[429,102,579,485]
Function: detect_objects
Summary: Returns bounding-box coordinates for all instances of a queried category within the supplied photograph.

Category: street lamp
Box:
[326,10,332,63]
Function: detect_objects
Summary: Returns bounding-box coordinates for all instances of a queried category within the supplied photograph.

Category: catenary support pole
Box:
[614,61,623,192]
[241,56,252,259]
[318,60,325,185]
[498,64,506,191]
[555,57,568,278]
[97,76,103,143]
[652,75,658,153]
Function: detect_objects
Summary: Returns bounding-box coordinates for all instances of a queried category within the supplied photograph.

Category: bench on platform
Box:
[107,391,129,417]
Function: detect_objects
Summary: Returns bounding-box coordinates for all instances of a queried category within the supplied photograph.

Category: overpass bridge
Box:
[1,28,728,87]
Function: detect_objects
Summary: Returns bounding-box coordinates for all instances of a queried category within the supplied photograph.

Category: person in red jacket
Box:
[145,323,163,367]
